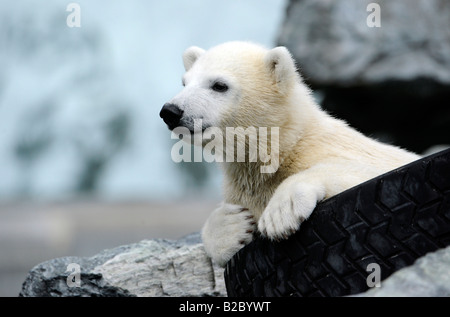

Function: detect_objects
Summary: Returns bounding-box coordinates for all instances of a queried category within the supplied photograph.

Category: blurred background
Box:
[1,0,449,296]
[0,0,287,296]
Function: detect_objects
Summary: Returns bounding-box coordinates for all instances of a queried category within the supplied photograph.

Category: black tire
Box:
[224,148,450,297]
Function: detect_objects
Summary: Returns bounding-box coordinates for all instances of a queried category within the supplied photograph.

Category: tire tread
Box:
[225,149,450,297]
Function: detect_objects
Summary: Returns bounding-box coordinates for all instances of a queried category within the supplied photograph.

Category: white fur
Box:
[166,41,420,267]
[201,203,256,267]
[183,46,205,71]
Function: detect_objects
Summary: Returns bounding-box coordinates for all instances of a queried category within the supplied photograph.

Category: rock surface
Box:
[20,233,226,297]
[359,246,450,297]
[20,232,450,297]
[278,0,450,86]
[277,0,450,154]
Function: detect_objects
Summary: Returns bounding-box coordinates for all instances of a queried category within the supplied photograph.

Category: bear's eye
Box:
[211,81,228,93]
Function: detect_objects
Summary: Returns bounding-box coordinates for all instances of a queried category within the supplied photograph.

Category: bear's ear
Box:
[264,46,299,90]
[183,46,206,71]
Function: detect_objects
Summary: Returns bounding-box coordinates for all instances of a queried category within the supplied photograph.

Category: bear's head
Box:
[160,41,303,135]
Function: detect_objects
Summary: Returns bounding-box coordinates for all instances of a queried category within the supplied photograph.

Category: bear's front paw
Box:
[201,203,256,267]
[258,179,325,241]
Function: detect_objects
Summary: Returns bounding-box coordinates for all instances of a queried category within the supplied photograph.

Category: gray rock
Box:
[277,0,450,154]
[358,246,450,297]
[19,231,450,297]
[278,0,450,86]
[19,233,226,297]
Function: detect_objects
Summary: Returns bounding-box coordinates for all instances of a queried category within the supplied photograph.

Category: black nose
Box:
[160,103,184,130]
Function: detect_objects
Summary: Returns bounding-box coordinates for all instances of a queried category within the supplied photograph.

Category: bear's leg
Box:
[258,175,326,240]
[258,161,379,240]
[201,202,256,267]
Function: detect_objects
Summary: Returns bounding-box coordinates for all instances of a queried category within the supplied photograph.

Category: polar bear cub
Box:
[160,41,420,267]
